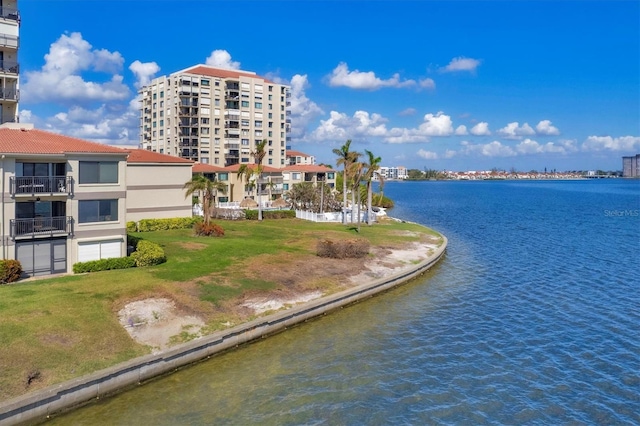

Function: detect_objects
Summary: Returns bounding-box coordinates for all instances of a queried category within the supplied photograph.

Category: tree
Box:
[376,173,386,207]
[349,160,365,231]
[363,150,382,225]
[251,139,268,221]
[183,174,227,225]
[332,140,359,224]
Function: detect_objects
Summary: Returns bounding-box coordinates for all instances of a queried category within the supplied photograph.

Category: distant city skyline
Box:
[18,1,640,172]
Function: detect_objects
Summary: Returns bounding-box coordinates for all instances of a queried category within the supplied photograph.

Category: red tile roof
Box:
[283,164,335,173]
[193,162,225,173]
[285,150,311,158]
[182,65,274,84]
[0,128,129,155]
[126,148,193,164]
[222,163,282,173]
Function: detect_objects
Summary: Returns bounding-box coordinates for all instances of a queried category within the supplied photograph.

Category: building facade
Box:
[376,166,407,180]
[124,149,194,222]
[0,0,19,124]
[0,124,129,277]
[139,65,291,168]
[622,154,640,178]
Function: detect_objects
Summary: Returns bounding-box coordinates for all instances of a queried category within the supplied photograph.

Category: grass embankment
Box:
[0,218,442,402]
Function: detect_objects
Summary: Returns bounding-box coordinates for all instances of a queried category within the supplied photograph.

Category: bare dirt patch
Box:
[118,298,205,354]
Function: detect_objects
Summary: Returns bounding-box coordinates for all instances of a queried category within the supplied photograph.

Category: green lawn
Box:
[0,218,440,401]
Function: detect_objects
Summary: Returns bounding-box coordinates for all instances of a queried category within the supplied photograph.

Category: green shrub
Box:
[316,239,370,259]
[0,259,22,284]
[194,222,225,237]
[136,217,199,232]
[73,257,136,274]
[131,240,167,267]
[126,221,137,233]
[243,209,296,220]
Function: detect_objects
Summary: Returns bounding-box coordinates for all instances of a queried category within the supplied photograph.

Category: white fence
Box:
[295,210,372,223]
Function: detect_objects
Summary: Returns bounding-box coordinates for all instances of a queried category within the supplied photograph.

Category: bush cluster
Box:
[130,217,200,233]
[244,209,296,220]
[316,239,370,259]
[194,222,225,237]
[0,259,22,284]
[73,257,136,274]
[130,240,167,267]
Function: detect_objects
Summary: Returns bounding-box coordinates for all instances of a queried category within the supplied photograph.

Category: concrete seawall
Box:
[0,235,447,426]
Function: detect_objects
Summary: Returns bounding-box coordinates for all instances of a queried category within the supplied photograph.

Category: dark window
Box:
[79,200,118,223]
[79,162,118,184]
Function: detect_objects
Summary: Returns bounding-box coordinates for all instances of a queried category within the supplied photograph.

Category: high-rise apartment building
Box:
[0,0,19,124]
[139,65,291,167]
[622,154,640,178]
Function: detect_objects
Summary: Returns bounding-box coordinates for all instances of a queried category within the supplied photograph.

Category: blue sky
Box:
[18,0,640,172]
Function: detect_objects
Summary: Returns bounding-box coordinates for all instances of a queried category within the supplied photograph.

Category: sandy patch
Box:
[118,298,204,354]
[242,291,323,314]
[349,241,439,282]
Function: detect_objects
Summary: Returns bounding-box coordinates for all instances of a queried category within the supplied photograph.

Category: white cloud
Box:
[535,120,560,136]
[497,122,535,139]
[287,74,324,140]
[327,62,417,90]
[460,140,516,157]
[470,122,491,136]
[582,136,640,152]
[129,60,160,89]
[399,108,416,116]
[516,138,567,154]
[419,78,436,90]
[441,56,481,73]
[444,149,457,159]
[417,149,438,160]
[205,49,240,70]
[310,110,389,142]
[22,32,130,104]
[454,125,468,135]
[418,112,454,136]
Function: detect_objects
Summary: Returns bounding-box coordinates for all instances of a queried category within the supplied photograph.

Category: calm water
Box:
[52,180,640,425]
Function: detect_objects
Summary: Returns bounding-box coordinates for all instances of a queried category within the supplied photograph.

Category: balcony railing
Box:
[10,216,74,239]
[0,60,19,74]
[10,176,73,197]
[0,7,19,21]
[0,88,18,101]
[0,34,18,49]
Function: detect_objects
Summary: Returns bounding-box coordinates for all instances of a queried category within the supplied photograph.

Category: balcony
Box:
[0,7,19,22]
[10,176,73,197]
[0,88,18,101]
[10,216,74,240]
[0,60,19,74]
[0,34,18,49]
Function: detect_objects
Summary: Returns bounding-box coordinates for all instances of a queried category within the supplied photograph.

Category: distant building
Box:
[376,166,407,180]
[622,154,640,178]
[0,0,20,124]
[286,149,315,166]
[139,64,291,167]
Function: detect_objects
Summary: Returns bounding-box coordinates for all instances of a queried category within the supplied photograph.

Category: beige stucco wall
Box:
[125,163,193,222]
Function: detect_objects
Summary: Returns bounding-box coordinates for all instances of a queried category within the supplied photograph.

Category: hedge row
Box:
[130,240,167,267]
[0,259,22,284]
[72,257,136,273]
[244,209,296,220]
[128,217,200,233]
[73,240,166,273]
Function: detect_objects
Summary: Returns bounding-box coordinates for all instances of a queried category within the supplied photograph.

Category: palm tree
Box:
[348,151,362,223]
[251,139,268,221]
[349,160,365,231]
[183,174,227,225]
[377,173,386,206]
[333,139,356,224]
[363,150,382,225]
[237,164,256,200]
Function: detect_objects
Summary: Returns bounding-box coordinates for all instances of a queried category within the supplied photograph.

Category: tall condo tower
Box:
[0,0,19,124]
[139,65,291,167]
